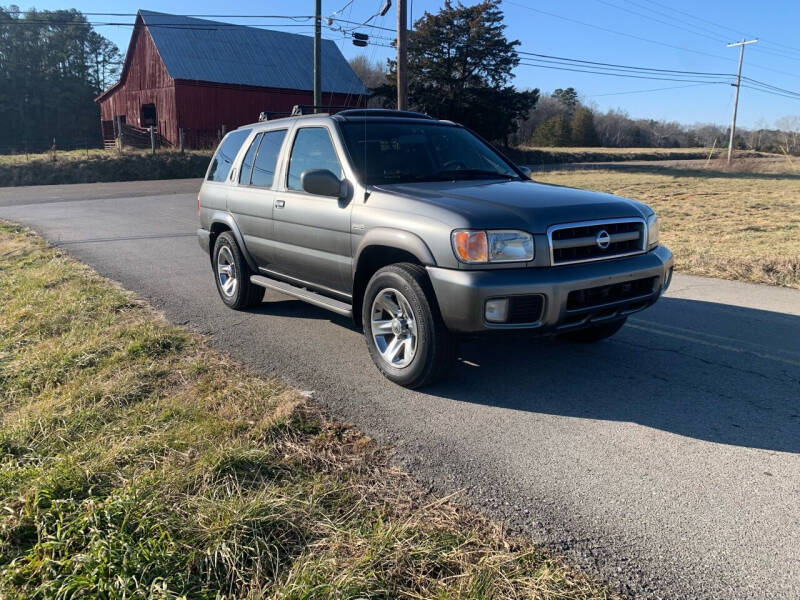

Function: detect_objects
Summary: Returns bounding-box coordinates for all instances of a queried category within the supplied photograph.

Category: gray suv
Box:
[198,109,673,387]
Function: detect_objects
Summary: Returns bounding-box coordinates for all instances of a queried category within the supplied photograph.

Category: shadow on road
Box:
[427,297,800,454]
[242,293,799,454]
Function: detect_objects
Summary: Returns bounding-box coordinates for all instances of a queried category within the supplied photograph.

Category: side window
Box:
[251,130,287,188]
[287,128,343,192]
[238,133,262,184]
[207,129,249,182]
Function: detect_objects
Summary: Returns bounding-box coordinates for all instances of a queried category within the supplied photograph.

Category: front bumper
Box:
[427,245,673,333]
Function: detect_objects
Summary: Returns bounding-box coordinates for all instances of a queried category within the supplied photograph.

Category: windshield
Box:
[339,121,520,185]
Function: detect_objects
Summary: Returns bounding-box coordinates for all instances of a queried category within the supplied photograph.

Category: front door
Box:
[227,129,288,268]
[270,126,353,296]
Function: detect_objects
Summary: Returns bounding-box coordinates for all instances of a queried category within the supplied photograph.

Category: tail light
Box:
[197,193,201,215]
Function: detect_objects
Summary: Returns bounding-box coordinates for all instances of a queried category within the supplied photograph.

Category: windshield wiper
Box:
[426,169,519,181]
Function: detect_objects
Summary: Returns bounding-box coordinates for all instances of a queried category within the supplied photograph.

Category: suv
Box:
[198,109,673,387]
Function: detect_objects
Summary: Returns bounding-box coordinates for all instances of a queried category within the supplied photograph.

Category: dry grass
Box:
[0,221,612,599]
[533,165,800,288]
[507,146,778,166]
[0,149,211,186]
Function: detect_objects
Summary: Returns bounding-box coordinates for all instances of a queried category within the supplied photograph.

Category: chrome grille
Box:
[548,218,646,265]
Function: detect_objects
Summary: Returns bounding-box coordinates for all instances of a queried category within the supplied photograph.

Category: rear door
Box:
[227,129,288,267]
[270,125,353,296]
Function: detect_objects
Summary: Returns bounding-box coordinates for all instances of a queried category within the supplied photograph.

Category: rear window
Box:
[207,130,250,182]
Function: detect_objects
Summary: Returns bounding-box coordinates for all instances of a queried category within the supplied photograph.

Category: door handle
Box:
[275,199,285,208]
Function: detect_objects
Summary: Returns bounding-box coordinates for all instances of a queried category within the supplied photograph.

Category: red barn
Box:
[95,10,368,148]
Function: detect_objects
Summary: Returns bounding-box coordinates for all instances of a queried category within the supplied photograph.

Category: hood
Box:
[375,179,649,232]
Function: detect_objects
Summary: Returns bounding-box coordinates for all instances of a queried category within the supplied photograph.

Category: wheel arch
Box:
[207,212,258,272]
[352,230,437,328]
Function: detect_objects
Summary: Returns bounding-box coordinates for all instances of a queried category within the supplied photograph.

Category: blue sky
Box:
[25,0,800,128]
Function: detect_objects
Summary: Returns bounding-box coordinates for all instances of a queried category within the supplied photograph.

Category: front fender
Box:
[354,227,437,267]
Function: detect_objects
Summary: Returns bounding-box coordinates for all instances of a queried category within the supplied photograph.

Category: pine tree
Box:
[570,107,599,146]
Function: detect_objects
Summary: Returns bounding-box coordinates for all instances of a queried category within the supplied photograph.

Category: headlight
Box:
[646,213,659,249]
[452,230,534,263]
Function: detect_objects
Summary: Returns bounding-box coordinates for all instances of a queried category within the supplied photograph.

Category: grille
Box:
[567,277,657,311]
[507,294,545,324]
[549,219,645,265]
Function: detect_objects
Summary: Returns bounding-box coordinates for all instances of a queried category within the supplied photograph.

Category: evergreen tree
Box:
[531,115,571,146]
[376,0,538,142]
[570,107,599,146]
[0,6,121,150]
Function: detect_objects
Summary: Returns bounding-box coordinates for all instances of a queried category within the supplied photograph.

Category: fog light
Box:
[485,298,509,323]
[663,267,673,292]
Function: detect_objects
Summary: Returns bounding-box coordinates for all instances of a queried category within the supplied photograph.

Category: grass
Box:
[0,149,211,187]
[0,221,612,599]
[533,164,800,289]
[507,146,778,166]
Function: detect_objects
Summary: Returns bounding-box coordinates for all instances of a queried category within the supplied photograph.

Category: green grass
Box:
[0,221,612,599]
[0,150,211,187]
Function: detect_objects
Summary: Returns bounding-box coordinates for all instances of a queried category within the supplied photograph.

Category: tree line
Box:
[0,6,121,152]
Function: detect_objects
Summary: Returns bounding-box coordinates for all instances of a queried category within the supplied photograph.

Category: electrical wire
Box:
[587,82,721,97]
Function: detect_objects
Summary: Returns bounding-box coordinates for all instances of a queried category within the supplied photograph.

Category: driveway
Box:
[2,179,798,599]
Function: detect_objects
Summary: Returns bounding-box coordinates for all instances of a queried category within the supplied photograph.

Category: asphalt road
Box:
[2,179,798,599]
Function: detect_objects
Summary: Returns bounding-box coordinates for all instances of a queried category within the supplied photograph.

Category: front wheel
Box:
[362,263,456,388]
[558,318,627,342]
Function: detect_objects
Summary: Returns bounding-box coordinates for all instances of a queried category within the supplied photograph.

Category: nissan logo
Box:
[595,229,611,249]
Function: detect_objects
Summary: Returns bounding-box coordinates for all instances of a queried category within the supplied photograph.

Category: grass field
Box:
[507,146,778,166]
[533,165,800,289]
[0,150,212,187]
[0,221,612,599]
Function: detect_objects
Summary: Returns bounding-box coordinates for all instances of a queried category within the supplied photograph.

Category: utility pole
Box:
[397,0,408,110]
[313,0,322,112]
[726,38,758,164]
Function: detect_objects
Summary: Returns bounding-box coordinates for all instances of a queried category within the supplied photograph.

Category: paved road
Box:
[2,179,798,599]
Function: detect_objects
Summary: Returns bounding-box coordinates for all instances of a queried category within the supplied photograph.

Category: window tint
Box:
[239,133,262,184]
[207,129,249,182]
[251,130,287,188]
[287,128,343,191]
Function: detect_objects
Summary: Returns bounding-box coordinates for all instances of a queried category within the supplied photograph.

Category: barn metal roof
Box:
[137,10,368,95]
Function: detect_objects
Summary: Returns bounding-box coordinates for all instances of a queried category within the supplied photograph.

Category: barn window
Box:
[140,104,157,127]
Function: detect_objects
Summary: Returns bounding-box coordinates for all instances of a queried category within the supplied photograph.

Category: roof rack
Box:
[335,109,433,120]
[258,105,356,121]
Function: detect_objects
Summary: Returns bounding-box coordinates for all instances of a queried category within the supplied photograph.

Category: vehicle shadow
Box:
[425,297,800,454]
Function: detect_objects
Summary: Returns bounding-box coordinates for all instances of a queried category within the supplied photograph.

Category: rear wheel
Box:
[363,263,456,388]
[558,318,627,342]
[212,231,263,310]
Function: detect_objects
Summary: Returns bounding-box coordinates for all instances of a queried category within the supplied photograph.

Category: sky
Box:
[21,0,800,128]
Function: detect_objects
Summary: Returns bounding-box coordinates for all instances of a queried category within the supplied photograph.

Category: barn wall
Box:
[174,81,366,148]
[97,24,179,145]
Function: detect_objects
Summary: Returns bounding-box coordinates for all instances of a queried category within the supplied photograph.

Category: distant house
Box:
[95,10,368,148]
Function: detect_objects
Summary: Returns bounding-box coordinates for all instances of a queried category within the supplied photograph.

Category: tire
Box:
[558,317,627,342]
[212,231,263,310]
[362,263,456,388]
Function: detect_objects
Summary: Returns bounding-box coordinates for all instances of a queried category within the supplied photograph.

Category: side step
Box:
[250,275,353,317]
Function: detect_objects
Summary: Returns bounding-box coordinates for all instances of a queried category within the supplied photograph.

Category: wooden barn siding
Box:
[175,81,366,148]
[98,25,179,145]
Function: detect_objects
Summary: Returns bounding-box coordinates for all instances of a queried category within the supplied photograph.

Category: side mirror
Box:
[518,165,532,178]
[301,169,346,197]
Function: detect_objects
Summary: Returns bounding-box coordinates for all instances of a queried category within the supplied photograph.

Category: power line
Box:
[504,0,800,82]
[517,51,734,78]
[587,82,720,97]
[518,61,730,85]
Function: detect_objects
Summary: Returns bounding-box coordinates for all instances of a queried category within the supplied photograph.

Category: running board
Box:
[250,275,353,317]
